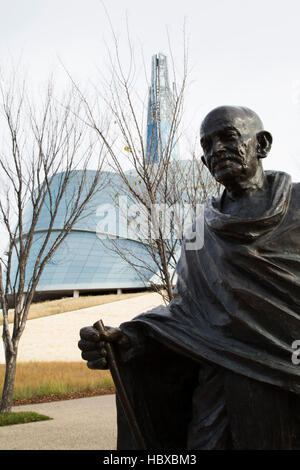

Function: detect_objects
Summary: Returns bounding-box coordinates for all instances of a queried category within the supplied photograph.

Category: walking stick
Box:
[93,319,147,450]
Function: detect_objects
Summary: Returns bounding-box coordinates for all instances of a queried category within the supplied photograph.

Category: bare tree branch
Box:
[0,73,107,413]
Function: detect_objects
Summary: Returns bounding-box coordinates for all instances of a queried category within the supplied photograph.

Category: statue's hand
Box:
[78,324,130,370]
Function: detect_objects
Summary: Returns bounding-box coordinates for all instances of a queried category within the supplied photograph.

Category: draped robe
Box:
[115,171,300,449]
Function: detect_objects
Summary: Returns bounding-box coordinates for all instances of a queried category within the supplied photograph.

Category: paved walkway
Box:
[0,293,164,363]
[0,293,165,450]
[0,395,117,450]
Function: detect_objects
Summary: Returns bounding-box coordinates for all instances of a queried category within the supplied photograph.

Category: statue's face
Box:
[200,109,260,187]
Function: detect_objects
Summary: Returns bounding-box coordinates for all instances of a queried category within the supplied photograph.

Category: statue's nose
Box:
[207,138,225,160]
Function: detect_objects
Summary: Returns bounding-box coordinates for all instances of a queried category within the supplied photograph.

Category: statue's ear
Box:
[201,155,208,167]
[256,131,273,159]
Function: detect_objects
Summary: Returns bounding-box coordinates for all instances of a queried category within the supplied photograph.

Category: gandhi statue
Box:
[79,106,300,449]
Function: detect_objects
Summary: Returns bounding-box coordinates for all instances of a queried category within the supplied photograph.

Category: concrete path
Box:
[0,394,117,450]
[0,293,164,363]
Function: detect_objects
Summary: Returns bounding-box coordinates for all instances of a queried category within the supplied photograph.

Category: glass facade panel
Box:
[12,171,159,293]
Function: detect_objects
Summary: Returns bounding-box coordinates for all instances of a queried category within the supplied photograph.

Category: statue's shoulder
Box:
[291,181,300,203]
[292,181,300,191]
[266,170,298,197]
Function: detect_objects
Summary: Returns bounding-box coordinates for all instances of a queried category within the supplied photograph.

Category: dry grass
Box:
[0,362,114,401]
[0,290,150,325]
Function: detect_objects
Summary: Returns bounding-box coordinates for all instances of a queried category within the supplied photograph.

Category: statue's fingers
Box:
[87,358,108,370]
[78,339,95,351]
[78,339,105,351]
[80,326,100,341]
[81,350,104,361]
[95,326,123,343]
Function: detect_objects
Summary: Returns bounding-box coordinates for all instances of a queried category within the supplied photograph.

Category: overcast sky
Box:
[1,0,300,180]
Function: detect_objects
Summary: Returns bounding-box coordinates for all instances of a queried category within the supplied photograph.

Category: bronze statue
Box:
[78,106,300,449]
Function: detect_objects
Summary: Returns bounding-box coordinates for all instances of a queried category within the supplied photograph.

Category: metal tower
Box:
[146,53,178,163]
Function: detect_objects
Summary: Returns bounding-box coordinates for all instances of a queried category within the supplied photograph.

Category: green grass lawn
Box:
[0,411,51,426]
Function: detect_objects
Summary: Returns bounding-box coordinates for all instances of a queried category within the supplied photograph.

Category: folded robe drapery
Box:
[115,171,300,449]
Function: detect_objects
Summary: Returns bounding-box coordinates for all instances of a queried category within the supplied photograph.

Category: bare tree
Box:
[0,74,107,413]
[98,151,220,304]
[71,23,220,303]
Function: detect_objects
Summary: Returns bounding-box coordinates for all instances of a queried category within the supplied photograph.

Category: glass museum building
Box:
[10,53,182,298]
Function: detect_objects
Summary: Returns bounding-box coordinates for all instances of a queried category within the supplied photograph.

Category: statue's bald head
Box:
[200,106,264,138]
[200,105,273,188]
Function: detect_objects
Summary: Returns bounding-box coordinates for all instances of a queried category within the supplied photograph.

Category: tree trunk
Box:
[0,350,17,413]
[157,238,174,302]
